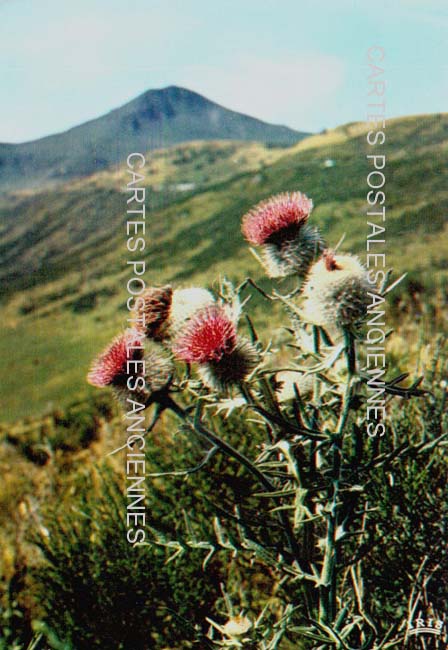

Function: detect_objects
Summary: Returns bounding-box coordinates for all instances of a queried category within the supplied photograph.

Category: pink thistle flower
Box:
[241,192,313,246]
[112,347,174,407]
[87,329,144,387]
[132,285,173,340]
[173,306,237,364]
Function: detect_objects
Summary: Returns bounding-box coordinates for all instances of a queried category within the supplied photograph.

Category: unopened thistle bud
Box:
[173,306,259,391]
[301,251,371,327]
[241,192,324,278]
[87,329,173,406]
[131,285,173,340]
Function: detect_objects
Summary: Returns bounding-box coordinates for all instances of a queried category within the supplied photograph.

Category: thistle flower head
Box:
[173,306,237,363]
[198,338,259,391]
[241,191,313,245]
[88,329,174,407]
[301,252,371,327]
[241,192,323,278]
[87,329,144,387]
[132,285,173,340]
[261,225,325,278]
[111,346,174,408]
[144,349,174,394]
[170,287,216,331]
[132,285,215,341]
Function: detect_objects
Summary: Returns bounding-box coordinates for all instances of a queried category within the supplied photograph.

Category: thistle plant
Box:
[241,191,324,278]
[87,190,447,650]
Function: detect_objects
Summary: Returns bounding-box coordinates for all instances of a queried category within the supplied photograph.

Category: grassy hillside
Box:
[0,140,285,288]
[1,112,447,421]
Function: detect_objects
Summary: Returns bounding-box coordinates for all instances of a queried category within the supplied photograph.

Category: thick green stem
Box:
[312,324,322,407]
[319,329,357,625]
[343,328,357,376]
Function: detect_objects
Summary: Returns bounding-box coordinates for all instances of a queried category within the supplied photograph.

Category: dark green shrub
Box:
[31,465,223,650]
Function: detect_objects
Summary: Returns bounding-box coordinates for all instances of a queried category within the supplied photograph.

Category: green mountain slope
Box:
[0,140,285,288]
[1,112,447,421]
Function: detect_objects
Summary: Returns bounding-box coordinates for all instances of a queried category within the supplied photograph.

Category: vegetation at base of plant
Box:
[0,333,445,648]
[30,459,279,650]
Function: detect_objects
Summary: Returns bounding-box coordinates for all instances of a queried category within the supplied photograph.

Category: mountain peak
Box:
[0,86,310,192]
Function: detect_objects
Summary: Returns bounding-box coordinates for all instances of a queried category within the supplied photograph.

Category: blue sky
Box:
[1,0,447,142]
